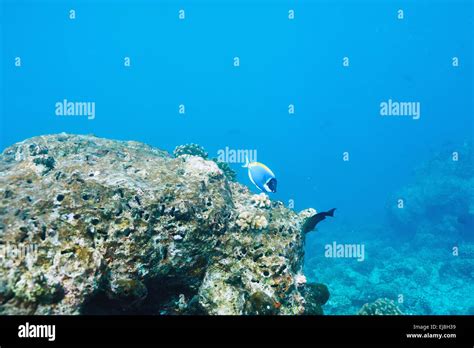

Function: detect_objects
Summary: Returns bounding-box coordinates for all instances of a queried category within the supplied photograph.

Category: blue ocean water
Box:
[1,0,473,314]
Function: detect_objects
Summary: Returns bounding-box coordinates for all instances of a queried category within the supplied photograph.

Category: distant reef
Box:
[388,142,473,242]
[305,142,474,315]
[0,134,328,315]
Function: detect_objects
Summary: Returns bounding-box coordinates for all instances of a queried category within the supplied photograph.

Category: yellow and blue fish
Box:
[243,159,277,193]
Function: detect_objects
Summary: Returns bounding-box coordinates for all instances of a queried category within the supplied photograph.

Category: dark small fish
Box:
[302,208,336,234]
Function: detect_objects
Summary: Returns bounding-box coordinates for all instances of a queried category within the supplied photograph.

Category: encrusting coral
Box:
[235,211,268,231]
[251,193,271,209]
[173,143,208,159]
[294,273,307,287]
[212,159,237,182]
[0,134,328,315]
[358,298,403,315]
[172,143,237,182]
[234,193,272,231]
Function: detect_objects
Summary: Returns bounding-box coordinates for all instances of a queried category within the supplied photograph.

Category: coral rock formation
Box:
[0,134,325,315]
[301,283,330,315]
[358,298,403,315]
[388,142,473,241]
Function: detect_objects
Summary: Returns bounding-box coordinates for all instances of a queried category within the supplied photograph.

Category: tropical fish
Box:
[302,208,336,233]
[243,159,277,193]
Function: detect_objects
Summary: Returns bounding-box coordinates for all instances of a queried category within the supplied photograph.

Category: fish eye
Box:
[268,178,277,192]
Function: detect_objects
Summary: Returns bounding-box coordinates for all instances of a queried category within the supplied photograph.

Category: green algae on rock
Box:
[0,134,327,315]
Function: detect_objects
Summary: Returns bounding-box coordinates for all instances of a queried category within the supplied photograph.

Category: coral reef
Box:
[173,143,208,159]
[301,283,330,315]
[243,291,279,315]
[294,273,307,287]
[235,211,268,231]
[388,142,473,241]
[212,159,237,182]
[305,144,474,315]
[251,193,271,209]
[172,143,237,182]
[0,134,325,315]
[358,298,403,315]
[306,231,474,315]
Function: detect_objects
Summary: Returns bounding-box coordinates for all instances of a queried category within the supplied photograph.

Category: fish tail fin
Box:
[326,208,336,217]
[242,156,250,168]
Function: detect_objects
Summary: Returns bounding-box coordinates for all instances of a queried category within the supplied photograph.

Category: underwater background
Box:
[1,0,473,314]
